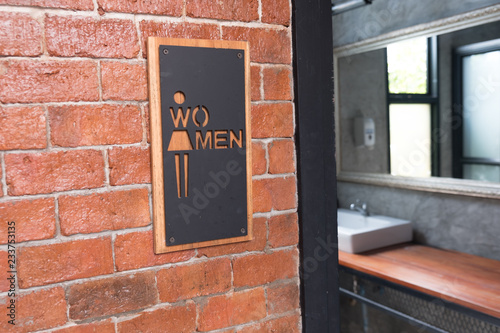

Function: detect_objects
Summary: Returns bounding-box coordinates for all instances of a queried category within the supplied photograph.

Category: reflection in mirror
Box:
[336,19,500,184]
[387,37,428,94]
[389,103,432,177]
[455,40,500,182]
[387,36,437,178]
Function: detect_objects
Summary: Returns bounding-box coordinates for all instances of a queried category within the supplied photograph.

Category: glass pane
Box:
[387,37,428,94]
[390,104,432,177]
[462,50,500,160]
[463,164,500,182]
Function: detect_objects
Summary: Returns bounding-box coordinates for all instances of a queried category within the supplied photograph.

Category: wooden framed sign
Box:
[148,38,252,253]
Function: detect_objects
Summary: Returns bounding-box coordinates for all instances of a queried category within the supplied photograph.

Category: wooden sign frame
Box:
[148,37,252,254]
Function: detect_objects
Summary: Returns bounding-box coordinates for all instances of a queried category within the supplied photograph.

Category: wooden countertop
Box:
[338,243,500,319]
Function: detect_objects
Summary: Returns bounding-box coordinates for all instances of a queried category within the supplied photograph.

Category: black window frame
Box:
[452,38,500,180]
[386,36,440,177]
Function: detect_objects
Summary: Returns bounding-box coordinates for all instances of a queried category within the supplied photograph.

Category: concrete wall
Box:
[338,181,500,260]
[338,48,389,173]
[0,1,300,332]
[332,0,500,47]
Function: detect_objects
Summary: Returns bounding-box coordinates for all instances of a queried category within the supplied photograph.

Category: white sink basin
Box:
[338,208,412,253]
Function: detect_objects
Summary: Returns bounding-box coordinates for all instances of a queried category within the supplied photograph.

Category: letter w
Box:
[170,107,191,128]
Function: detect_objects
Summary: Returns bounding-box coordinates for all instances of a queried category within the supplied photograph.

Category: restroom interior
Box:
[333,0,500,331]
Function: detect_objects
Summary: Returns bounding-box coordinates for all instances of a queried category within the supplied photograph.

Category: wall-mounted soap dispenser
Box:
[354,117,375,148]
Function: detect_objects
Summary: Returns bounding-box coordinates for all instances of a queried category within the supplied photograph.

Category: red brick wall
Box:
[0,0,299,332]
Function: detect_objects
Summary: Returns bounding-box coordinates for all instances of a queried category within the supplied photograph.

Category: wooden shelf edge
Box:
[339,244,500,319]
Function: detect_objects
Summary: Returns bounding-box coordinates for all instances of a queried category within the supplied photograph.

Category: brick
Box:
[252,179,273,213]
[0,198,56,244]
[59,189,150,235]
[68,271,157,320]
[0,60,99,103]
[118,303,196,333]
[268,139,295,174]
[238,314,301,333]
[252,176,296,213]
[186,0,258,22]
[233,249,298,287]
[222,27,291,64]
[0,251,9,292]
[49,104,142,147]
[0,0,93,10]
[0,168,3,197]
[0,287,67,332]
[102,61,148,101]
[252,142,267,175]
[267,281,300,315]
[197,217,266,258]
[0,12,42,56]
[97,0,183,15]
[18,237,113,288]
[114,230,195,271]
[0,106,46,150]
[263,66,293,101]
[251,103,294,138]
[5,150,105,196]
[45,15,139,58]
[197,288,266,331]
[109,146,151,185]
[140,21,220,58]
[157,258,231,303]
[251,65,261,101]
[51,319,115,333]
[269,213,299,248]
[262,0,291,26]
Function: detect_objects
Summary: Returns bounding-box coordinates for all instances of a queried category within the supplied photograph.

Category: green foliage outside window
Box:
[387,37,428,94]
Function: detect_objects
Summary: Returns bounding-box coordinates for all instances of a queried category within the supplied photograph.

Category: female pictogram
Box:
[167,91,193,198]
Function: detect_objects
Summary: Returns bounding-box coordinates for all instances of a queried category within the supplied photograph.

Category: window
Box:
[387,37,428,94]
[386,36,439,177]
[453,39,500,182]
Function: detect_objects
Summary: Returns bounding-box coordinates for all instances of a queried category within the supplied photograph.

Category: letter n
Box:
[230,129,243,148]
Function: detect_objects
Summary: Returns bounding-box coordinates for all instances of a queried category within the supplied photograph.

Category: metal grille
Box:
[339,268,500,333]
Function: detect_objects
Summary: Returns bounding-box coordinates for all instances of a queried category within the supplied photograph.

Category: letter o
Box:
[192,105,210,127]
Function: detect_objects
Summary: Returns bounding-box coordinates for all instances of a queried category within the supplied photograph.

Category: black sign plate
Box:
[158,44,248,247]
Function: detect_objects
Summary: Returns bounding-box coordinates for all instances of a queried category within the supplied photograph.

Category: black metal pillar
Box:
[292,0,340,332]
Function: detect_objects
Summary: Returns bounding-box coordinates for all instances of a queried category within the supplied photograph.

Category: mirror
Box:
[334,7,500,198]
